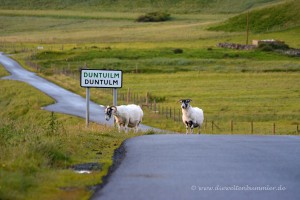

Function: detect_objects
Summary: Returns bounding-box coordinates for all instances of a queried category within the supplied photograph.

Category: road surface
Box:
[1,53,300,200]
[92,134,300,200]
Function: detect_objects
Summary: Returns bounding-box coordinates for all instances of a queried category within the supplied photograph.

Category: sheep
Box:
[179,99,204,134]
[104,104,143,133]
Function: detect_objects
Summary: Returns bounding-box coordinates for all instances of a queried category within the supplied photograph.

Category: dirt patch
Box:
[90,141,127,196]
[72,162,102,172]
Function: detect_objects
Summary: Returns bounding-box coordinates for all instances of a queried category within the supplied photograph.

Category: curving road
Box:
[0,53,154,131]
[1,53,300,200]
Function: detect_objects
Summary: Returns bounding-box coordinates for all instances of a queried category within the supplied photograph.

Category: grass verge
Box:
[0,65,144,200]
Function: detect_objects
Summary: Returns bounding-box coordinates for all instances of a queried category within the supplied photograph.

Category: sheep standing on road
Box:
[104,104,143,133]
[179,99,204,134]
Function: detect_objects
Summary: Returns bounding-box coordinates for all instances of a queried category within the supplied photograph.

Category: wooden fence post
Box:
[165,106,168,118]
[273,123,276,135]
[146,92,149,108]
[251,121,253,134]
[127,88,131,104]
[230,120,233,133]
[173,107,176,121]
[158,104,160,115]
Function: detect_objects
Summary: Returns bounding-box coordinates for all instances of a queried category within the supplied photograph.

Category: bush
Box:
[258,42,290,52]
[136,12,171,22]
[173,48,183,54]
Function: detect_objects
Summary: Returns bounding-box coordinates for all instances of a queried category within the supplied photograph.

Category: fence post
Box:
[173,107,176,121]
[127,88,131,104]
[251,121,253,134]
[230,120,233,133]
[212,121,214,133]
[165,106,168,118]
[297,124,299,134]
[146,92,149,108]
[273,123,276,135]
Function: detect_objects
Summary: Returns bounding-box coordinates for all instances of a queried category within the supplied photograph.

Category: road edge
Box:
[90,140,128,199]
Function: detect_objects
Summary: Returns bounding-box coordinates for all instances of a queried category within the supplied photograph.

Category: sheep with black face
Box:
[104,104,143,133]
[179,99,204,134]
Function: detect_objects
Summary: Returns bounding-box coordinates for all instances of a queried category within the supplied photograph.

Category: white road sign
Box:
[80,69,122,88]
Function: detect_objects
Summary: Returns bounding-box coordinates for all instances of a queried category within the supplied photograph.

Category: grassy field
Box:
[209,0,300,33]
[0,9,231,43]
[123,72,300,133]
[0,0,282,13]
[0,65,144,200]
[20,68,298,135]
[1,1,300,199]
[1,5,299,134]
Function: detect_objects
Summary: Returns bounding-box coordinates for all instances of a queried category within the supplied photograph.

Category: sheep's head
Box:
[104,106,117,121]
[179,99,192,109]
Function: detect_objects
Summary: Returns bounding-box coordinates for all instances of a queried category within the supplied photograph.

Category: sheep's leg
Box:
[185,126,189,134]
[134,125,139,133]
[117,124,121,133]
[191,125,194,134]
[185,121,189,134]
[124,124,129,133]
[135,121,141,133]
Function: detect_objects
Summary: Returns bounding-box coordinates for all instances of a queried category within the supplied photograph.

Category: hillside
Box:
[209,0,300,33]
[0,0,283,13]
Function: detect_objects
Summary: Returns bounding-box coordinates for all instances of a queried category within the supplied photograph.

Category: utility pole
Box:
[246,11,249,45]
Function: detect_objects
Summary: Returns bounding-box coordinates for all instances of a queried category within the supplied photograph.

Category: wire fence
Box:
[13,60,300,135]
[118,89,300,135]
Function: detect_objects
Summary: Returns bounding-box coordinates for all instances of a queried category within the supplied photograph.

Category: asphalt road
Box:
[92,134,300,200]
[1,53,300,200]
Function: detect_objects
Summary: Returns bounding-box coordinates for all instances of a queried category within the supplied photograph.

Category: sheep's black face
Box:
[104,106,113,121]
[180,99,191,109]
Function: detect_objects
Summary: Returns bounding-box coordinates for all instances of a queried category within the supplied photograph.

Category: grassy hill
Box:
[209,0,300,33]
[0,0,282,13]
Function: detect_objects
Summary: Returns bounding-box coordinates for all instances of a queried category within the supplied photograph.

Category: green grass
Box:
[1,2,300,199]
[0,0,282,13]
[0,10,229,43]
[209,0,300,33]
[0,70,143,199]
[0,64,9,76]
[121,72,300,132]
[10,58,299,135]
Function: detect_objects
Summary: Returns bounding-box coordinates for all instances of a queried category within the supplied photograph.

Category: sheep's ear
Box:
[187,99,192,102]
[179,99,183,103]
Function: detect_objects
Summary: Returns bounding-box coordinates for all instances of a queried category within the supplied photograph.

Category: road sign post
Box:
[86,87,90,127]
[113,88,117,106]
[80,69,123,127]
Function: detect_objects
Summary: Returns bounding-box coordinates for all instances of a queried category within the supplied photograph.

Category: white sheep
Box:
[104,104,143,133]
[179,99,204,134]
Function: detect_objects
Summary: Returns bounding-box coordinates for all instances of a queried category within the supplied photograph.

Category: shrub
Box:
[258,42,290,52]
[136,12,171,22]
[173,48,183,54]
